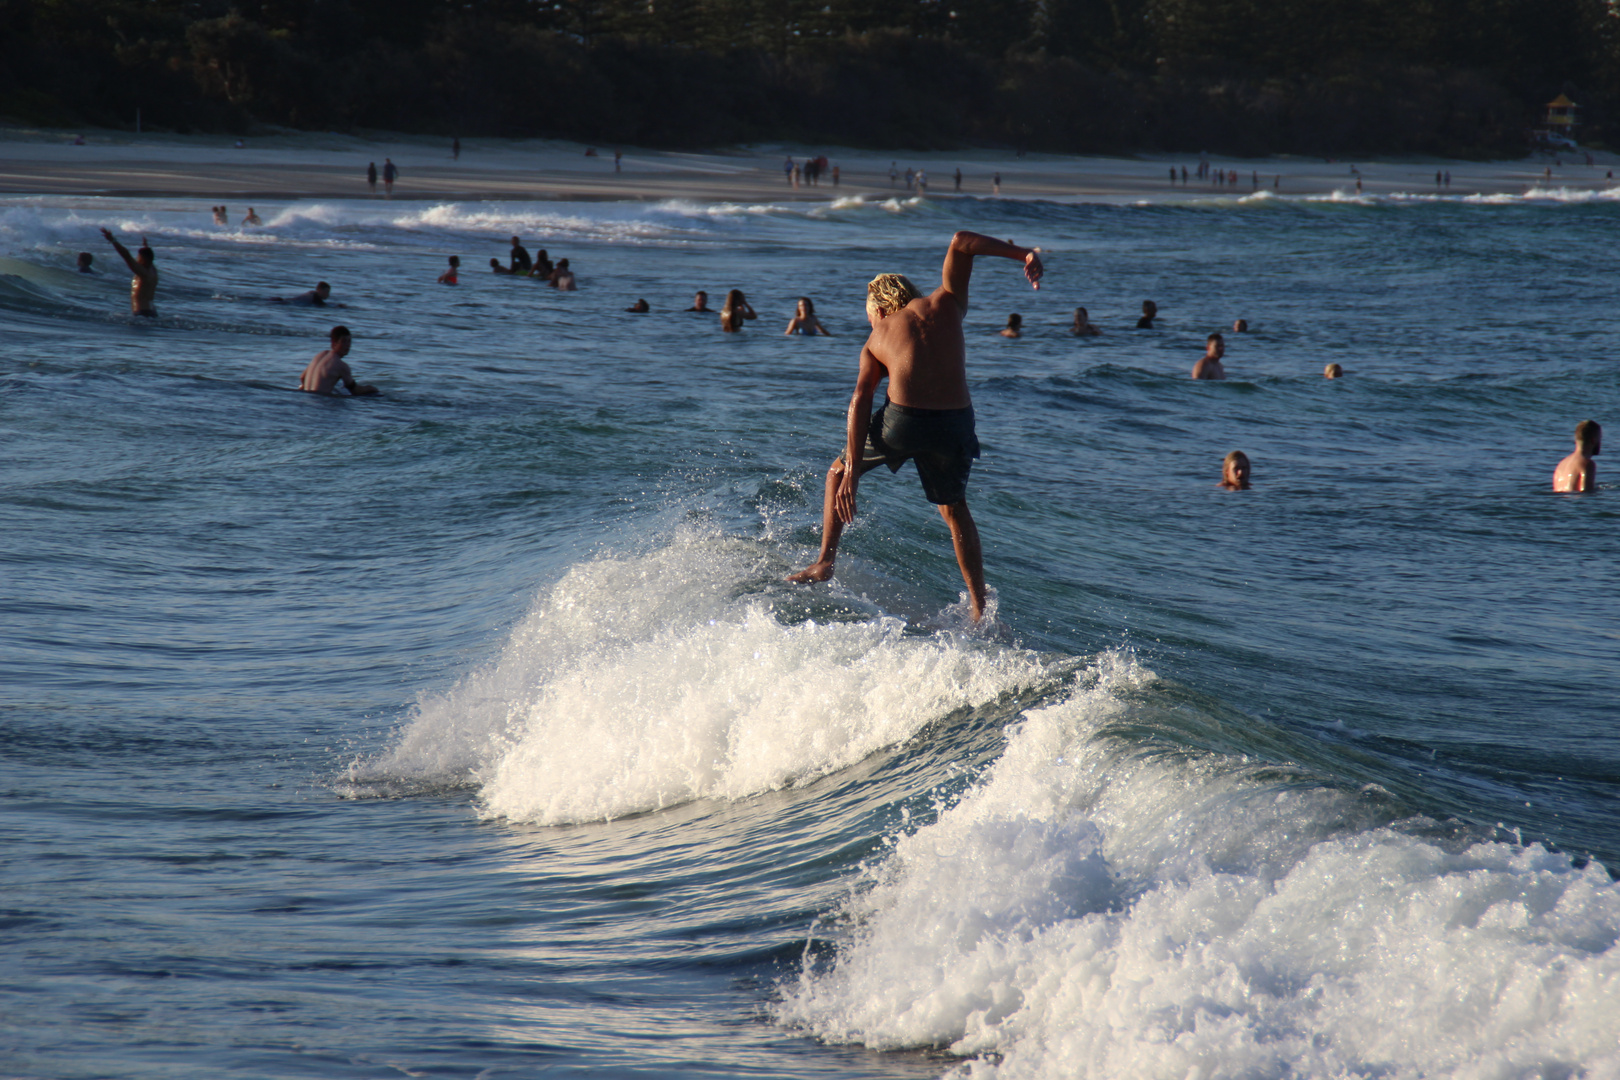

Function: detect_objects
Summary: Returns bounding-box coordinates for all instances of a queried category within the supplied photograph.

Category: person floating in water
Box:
[298,326,378,396]
[1000,313,1022,338]
[687,291,711,312]
[550,259,576,291]
[438,256,460,284]
[1192,333,1226,379]
[274,282,339,307]
[1220,450,1251,490]
[76,252,94,273]
[784,297,830,336]
[243,208,262,226]
[1232,318,1249,332]
[787,231,1044,623]
[1553,420,1601,492]
[100,227,157,316]
[626,298,650,312]
[1136,300,1158,329]
[720,289,755,331]
[1324,363,1344,379]
[509,237,532,276]
[1071,307,1101,336]
[489,258,511,274]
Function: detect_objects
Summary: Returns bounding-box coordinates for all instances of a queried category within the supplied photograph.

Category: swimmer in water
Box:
[1324,362,1343,379]
[490,258,511,274]
[212,205,227,225]
[999,313,1022,338]
[626,298,650,312]
[438,256,460,285]
[1071,307,1101,336]
[1192,333,1226,380]
[243,208,262,226]
[687,291,711,312]
[76,252,94,273]
[1220,450,1251,490]
[784,297,830,336]
[1232,318,1249,332]
[298,326,378,396]
[1136,300,1158,329]
[550,259,576,291]
[1553,419,1601,493]
[532,249,554,278]
[100,227,157,316]
[509,237,531,276]
[274,282,340,307]
[720,289,756,332]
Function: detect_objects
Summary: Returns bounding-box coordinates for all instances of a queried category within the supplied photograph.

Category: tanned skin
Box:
[787,231,1043,622]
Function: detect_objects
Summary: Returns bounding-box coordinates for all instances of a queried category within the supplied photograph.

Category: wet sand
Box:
[1,127,1615,202]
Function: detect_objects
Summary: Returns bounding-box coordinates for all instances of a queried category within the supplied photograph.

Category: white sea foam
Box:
[776,653,1620,1079]
[359,532,1056,824]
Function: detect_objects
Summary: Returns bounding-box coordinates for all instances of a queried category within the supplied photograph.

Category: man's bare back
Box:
[299,327,377,396]
[1553,420,1601,492]
[787,231,1042,621]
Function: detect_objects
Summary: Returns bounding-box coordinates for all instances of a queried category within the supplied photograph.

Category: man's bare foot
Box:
[787,560,835,584]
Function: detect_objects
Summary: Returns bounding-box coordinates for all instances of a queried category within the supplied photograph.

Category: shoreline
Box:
[3,126,1617,204]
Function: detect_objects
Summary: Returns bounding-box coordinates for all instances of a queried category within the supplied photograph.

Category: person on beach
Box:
[274,282,338,307]
[955,168,963,191]
[1136,300,1158,329]
[687,291,711,312]
[438,256,460,285]
[1553,420,1601,492]
[627,298,650,313]
[367,162,377,193]
[992,173,1001,195]
[1220,451,1251,490]
[76,252,94,273]
[1192,333,1226,380]
[489,258,511,274]
[787,231,1044,623]
[1071,307,1100,336]
[243,208,262,226]
[509,237,532,276]
[299,326,377,396]
[550,259,576,290]
[1325,363,1344,379]
[1000,313,1023,338]
[382,159,398,196]
[784,297,830,336]
[100,228,157,316]
[889,162,898,187]
[720,289,755,331]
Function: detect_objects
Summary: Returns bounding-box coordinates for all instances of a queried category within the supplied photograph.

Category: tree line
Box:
[2,0,1616,155]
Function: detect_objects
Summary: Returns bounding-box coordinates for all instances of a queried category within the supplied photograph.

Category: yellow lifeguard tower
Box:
[1543,94,1578,138]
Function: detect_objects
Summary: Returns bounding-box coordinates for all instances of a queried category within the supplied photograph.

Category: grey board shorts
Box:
[841,400,980,505]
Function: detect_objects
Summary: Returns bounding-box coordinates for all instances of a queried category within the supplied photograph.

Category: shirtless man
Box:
[1192,333,1226,380]
[787,231,1043,623]
[686,291,711,312]
[550,259,576,291]
[101,228,157,316]
[298,326,378,396]
[1553,420,1601,492]
[1220,450,1251,490]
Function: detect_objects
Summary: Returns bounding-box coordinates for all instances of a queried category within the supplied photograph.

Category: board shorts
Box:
[842,400,980,505]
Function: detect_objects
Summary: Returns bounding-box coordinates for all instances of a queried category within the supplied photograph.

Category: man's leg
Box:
[938,500,986,622]
[788,457,879,584]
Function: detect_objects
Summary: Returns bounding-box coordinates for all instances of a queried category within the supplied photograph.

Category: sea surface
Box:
[3,182,1619,1079]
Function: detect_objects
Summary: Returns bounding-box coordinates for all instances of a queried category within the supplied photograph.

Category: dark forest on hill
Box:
[3,0,1618,155]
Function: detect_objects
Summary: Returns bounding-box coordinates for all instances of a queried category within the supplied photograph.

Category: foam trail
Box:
[776,653,1620,1079]
[355,532,1057,824]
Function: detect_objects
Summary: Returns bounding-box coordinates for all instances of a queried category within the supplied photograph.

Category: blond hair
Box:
[867,273,920,318]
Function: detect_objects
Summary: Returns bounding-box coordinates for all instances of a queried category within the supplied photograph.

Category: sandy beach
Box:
[2,126,1616,203]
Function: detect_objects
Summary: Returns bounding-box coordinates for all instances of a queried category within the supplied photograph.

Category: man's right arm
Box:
[833,345,886,523]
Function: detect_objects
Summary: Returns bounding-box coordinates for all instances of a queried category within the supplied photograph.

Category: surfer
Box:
[1220,450,1251,490]
[1192,333,1226,379]
[100,227,157,316]
[298,326,378,396]
[274,282,340,307]
[787,231,1043,623]
[1553,420,1601,493]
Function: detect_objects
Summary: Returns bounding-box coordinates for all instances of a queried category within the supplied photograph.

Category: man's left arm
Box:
[940,231,1043,310]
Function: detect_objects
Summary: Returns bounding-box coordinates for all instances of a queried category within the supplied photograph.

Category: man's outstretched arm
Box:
[100,228,139,274]
[940,231,1043,310]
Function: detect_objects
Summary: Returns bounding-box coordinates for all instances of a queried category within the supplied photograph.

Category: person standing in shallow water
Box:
[101,227,157,316]
[1553,420,1601,492]
[787,231,1044,624]
[298,326,377,396]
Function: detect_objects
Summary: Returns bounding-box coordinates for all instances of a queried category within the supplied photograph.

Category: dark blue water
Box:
[3,188,1618,1079]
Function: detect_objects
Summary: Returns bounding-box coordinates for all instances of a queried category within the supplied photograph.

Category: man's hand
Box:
[1024,250,1043,289]
[832,465,859,524]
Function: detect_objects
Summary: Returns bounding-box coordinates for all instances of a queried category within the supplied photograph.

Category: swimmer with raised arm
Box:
[100,227,157,316]
[1192,333,1226,379]
[298,326,378,396]
[1553,420,1601,492]
[720,289,755,331]
[784,297,830,336]
[787,231,1044,623]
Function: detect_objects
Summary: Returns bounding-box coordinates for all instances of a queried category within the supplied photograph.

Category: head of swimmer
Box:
[866,273,920,326]
[796,297,815,318]
[1576,419,1602,455]
[1205,332,1224,359]
[315,282,332,300]
[1221,450,1251,490]
[1233,318,1249,332]
[137,241,154,265]
[1141,299,1157,317]
[77,252,94,272]
[723,289,746,312]
[1072,307,1089,327]
[1324,362,1343,379]
[329,325,352,358]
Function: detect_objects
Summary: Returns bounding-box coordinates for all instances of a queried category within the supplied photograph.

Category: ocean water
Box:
[3,183,1619,1079]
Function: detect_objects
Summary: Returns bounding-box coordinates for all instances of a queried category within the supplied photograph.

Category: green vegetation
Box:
[2,0,1616,154]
